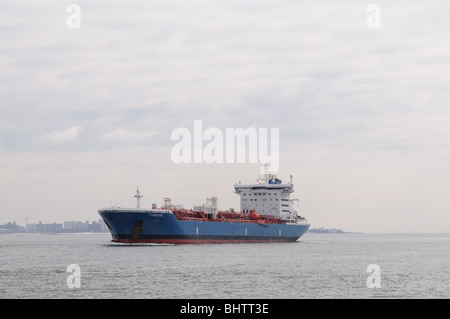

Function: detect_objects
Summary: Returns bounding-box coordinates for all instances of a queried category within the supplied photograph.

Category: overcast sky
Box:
[1,0,450,232]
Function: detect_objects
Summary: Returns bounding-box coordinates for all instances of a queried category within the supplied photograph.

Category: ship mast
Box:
[134,186,143,208]
[258,162,273,183]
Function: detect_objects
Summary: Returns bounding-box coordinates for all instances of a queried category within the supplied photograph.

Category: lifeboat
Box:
[249,211,260,220]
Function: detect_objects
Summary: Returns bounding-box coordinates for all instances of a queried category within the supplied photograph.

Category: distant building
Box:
[0,219,109,234]
[26,221,63,233]
[90,219,109,232]
[63,219,108,233]
[0,222,25,234]
[63,220,90,232]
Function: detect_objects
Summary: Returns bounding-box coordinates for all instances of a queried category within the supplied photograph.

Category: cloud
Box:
[39,126,84,142]
[103,129,155,140]
[1,1,450,232]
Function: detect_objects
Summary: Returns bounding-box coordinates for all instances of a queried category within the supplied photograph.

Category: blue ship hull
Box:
[99,209,309,244]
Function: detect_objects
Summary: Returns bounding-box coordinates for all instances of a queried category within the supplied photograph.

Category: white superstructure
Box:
[234,169,303,221]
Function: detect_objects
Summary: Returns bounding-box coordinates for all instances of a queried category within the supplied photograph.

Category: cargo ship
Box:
[98,170,309,244]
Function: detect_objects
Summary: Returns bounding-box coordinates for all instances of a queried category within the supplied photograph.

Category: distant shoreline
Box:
[0,231,110,235]
[308,228,363,234]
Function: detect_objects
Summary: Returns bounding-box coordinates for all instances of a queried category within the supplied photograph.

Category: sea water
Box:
[1,232,449,299]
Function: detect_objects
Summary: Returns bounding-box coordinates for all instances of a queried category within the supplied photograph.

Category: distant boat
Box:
[308,227,362,234]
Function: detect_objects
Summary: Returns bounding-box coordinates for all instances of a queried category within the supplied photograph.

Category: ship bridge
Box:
[234,172,298,220]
